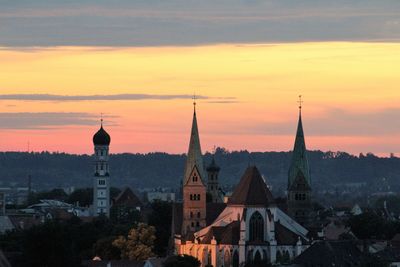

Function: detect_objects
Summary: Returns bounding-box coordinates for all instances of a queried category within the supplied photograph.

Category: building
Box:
[287,100,313,226]
[206,155,222,203]
[111,187,142,222]
[172,102,311,266]
[92,119,111,217]
[293,240,363,267]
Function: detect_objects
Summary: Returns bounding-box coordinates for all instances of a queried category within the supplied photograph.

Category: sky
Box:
[0,1,400,155]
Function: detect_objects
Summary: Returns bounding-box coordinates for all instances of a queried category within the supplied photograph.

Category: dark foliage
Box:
[348,212,400,240]
[2,150,400,193]
[0,216,135,267]
[163,254,201,267]
[147,200,172,256]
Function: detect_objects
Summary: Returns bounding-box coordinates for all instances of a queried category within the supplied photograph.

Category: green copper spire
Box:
[183,99,206,184]
[288,97,311,189]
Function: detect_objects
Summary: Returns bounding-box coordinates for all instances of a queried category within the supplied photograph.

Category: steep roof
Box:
[112,187,142,208]
[183,108,206,185]
[288,110,311,189]
[228,166,274,206]
[201,220,240,244]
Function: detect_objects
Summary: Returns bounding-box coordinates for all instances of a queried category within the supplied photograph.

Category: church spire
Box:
[288,95,311,189]
[183,99,206,185]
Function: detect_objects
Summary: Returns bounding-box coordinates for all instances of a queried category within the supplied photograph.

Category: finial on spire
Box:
[298,95,303,113]
[100,113,103,127]
[193,92,197,112]
[212,145,216,154]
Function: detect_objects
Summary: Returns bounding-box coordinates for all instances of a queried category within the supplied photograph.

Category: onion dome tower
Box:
[92,118,111,217]
[206,154,222,203]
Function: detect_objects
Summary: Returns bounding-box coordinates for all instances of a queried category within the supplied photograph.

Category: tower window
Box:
[196,221,200,227]
[190,212,193,218]
[197,212,200,218]
[100,150,103,156]
[98,179,106,185]
[192,174,198,182]
[191,222,194,227]
[211,185,213,190]
[197,194,200,200]
[190,194,193,200]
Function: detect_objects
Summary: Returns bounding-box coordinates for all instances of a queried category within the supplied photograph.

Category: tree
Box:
[163,254,201,267]
[93,236,121,260]
[112,223,156,261]
[67,188,92,206]
[147,200,172,256]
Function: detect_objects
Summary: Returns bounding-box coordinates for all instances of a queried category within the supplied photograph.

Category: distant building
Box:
[293,240,363,267]
[206,155,223,203]
[146,191,175,202]
[111,187,142,222]
[92,119,111,217]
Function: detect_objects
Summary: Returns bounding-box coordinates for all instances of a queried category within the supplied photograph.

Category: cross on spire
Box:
[298,95,303,110]
[193,93,197,112]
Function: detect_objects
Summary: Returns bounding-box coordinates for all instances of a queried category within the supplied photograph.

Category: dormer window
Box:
[192,173,198,182]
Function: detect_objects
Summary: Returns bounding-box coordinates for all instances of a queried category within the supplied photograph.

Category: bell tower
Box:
[92,118,111,217]
[182,97,207,236]
[287,96,312,225]
[206,152,222,203]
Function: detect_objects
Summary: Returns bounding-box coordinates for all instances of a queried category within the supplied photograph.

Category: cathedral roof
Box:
[201,220,240,245]
[93,123,111,146]
[183,107,206,184]
[288,110,311,189]
[228,166,274,206]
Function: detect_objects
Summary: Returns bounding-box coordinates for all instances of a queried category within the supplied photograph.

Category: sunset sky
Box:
[1,1,400,155]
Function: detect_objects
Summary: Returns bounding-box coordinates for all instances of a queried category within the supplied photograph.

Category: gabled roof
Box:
[293,240,362,266]
[183,108,206,185]
[288,110,311,189]
[228,166,274,206]
[112,187,142,208]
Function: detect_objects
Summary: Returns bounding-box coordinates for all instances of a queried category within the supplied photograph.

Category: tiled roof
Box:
[228,166,274,206]
[293,240,362,266]
[275,221,307,245]
[112,187,142,208]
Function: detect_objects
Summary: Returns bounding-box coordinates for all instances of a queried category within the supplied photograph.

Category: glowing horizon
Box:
[1,42,400,156]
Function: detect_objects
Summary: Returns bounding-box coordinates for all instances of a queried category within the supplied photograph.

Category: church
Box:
[171,99,314,266]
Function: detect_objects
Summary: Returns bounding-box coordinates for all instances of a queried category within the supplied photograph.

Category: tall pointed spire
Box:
[288,96,311,188]
[183,99,206,184]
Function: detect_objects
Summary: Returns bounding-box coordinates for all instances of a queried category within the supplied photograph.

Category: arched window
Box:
[190,212,193,218]
[224,250,231,267]
[198,194,201,200]
[232,251,239,267]
[192,173,198,182]
[190,194,193,200]
[254,250,262,263]
[197,212,200,218]
[249,211,264,242]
